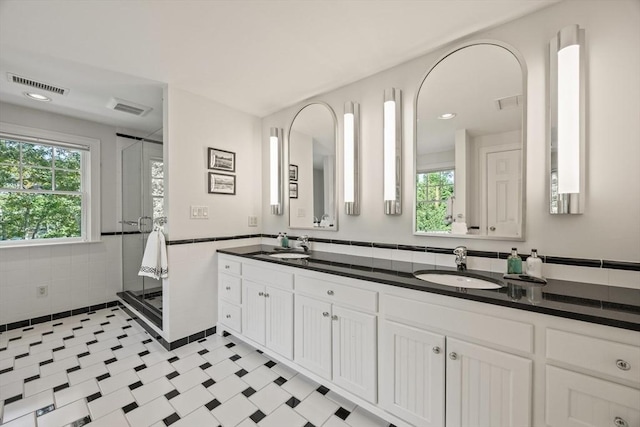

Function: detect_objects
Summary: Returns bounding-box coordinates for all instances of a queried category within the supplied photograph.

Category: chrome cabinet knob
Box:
[331,315,338,320]
[225,265,230,269]
[616,359,631,371]
[225,286,231,290]
[258,292,264,297]
[449,352,458,360]
[322,312,330,317]
[614,417,628,427]
[327,290,334,296]
[226,314,231,319]
[432,346,441,354]
[264,293,270,298]
[489,226,496,231]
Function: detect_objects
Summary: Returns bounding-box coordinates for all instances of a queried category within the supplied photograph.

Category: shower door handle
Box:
[119,220,138,227]
[137,216,152,233]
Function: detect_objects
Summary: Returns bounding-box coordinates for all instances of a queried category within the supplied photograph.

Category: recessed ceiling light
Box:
[438,113,456,120]
[24,92,51,102]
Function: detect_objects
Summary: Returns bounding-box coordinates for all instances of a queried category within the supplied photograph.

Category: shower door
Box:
[121,140,164,327]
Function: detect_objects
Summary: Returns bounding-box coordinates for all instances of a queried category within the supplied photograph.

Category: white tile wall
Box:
[0,235,122,325]
[261,237,638,288]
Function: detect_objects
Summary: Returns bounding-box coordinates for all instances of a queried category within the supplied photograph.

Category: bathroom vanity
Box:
[216,245,640,427]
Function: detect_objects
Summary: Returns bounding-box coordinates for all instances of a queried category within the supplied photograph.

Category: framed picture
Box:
[289,164,298,181]
[289,182,298,199]
[208,172,236,195]
[208,148,236,172]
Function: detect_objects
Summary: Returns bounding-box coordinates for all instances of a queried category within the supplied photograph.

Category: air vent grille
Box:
[7,73,69,95]
[106,97,153,117]
[495,94,522,110]
[113,103,146,116]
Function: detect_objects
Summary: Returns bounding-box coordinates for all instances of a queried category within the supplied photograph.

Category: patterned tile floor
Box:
[0,307,393,427]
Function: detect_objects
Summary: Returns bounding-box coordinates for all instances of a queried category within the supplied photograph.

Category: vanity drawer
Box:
[219,273,241,304]
[296,275,378,313]
[219,258,241,275]
[243,263,294,290]
[383,294,533,353]
[219,302,241,333]
[547,329,640,385]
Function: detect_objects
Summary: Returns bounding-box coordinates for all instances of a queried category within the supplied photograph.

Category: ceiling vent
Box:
[7,73,69,95]
[106,97,153,117]
[494,94,522,111]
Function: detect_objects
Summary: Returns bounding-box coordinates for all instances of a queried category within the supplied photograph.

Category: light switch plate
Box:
[190,205,209,219]
[248,216,258,227]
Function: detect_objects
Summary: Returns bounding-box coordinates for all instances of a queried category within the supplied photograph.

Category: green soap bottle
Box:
[507,247,523,274]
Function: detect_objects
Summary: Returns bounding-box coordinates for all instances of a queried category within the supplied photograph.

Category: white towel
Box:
[138,227,168,280]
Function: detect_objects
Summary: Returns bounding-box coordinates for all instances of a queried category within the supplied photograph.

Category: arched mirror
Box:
[414,42,526,239]
[288,102,338,230]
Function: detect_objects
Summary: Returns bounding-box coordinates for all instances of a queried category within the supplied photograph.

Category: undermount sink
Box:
[269,252,310,260]
[414,270,502,289]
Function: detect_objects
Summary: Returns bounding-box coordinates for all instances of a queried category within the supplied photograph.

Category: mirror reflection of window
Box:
[416,170,454,232]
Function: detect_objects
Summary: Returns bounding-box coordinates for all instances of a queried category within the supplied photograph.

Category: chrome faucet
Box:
[453,246,467,271]
[297,235,310,252]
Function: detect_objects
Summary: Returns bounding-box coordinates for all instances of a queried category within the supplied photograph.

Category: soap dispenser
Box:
[282,233,289,248]
[507,248,523,274]
[526,249,543,278]
[276,232,283,246]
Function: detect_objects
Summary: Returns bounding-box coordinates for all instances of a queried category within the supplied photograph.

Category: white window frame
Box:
[0,122,101,247]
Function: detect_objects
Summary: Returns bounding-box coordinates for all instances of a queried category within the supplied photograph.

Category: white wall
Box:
[289,130,314,228]
[163,87,261,342]
[261,0,640,263]
[0,102,123,324]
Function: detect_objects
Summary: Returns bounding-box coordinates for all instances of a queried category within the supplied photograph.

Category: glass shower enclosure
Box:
[119,140,164,328]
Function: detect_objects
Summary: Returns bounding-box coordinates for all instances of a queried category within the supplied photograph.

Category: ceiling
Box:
[0,0,558,135]
[417,43,523,155]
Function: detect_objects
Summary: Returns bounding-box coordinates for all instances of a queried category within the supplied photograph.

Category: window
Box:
[0,123,100,245]
[416,169,455,232]
[150,159,164,220]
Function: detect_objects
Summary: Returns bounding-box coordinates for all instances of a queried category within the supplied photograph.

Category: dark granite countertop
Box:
[218,245,640,332]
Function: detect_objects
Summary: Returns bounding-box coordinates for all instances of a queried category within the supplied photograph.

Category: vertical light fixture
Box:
[270,127,283,215]
[383,88,402,215]
[550,24,585,214]
[344,101,360,215]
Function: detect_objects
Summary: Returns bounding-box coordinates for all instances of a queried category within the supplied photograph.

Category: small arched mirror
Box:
[288,103,338,230]
[414,42,526,239]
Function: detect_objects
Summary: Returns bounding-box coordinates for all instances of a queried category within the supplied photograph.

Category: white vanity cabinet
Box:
[545,329,640,427]
[242,263,294,359]
[380,293,532,427]
[294,274,378,403]
[217,252,640,427]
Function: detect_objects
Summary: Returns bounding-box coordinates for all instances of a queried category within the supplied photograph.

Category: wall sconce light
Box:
[549,24,585,214]
[344,101,360,215]
[270,127,283,215]
[383,88,402,215]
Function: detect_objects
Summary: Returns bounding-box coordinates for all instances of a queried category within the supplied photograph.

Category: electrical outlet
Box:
[248,216,258,227]
[36,285,48,298]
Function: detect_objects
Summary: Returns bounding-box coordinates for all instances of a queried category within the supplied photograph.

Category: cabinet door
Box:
[265,287,294,360]
[294,295,332,380]
[379,320,445,427]
[331,305,377,403]
[446,337,532,427]
[546,365,640,427]
[242,280,265,345]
